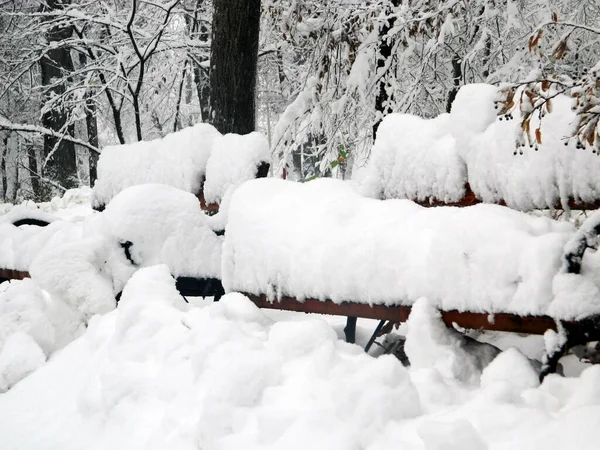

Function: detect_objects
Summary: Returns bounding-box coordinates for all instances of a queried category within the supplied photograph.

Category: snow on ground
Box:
[1,266,600,450]
[223,178,600,319]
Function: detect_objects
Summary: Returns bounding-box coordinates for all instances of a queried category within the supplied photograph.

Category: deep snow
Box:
[1,267,600,450]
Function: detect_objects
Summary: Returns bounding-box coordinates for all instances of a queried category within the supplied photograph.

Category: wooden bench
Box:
[219,178,600,380]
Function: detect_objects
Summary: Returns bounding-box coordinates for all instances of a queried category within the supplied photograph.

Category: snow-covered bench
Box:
[222,178,600,379]
[91,124,271,214]
[357,84,600,212]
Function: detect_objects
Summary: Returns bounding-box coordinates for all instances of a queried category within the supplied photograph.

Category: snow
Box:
[100,184,222,279]
[357,83,600,211]
[1,267,600,449]
[223,178,600,319]
[360,113,466,203]
[203,132,270,204]
[0,266,421,450]
[92,125,270,209]
[92,124,221,208]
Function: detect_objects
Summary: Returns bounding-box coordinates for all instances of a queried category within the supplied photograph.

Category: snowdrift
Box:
[2,267,600,449]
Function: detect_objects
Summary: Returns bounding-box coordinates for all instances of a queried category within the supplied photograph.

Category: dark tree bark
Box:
[1,133,7,201]
[445,55,462,113]
[27,145,41,199]
[40,0,77,192]
[372,0,400,141]
[85,97,99,185]
[209,0,260,134]
[186,0,211,122]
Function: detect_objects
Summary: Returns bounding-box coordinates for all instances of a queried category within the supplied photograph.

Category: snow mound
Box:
[360,113,466,203]
[29,236,132,321]
[101,184,222,278]
[203,131,270,204]
[356,83,600,210]
[0,279,56,355]
[405,298,500,384]
[223,178,600,318]
[92,124,221,208]
[0,279,88,391]
[0,265,421,449]
[418,419,488,450]
[0,332,45,393]
[480,347,540,392]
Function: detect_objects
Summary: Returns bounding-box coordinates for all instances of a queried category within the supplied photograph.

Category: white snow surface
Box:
[361,113,466,203]
[203,131,270,204]
[100,184,222,278]
[92,124,221,208]
[223,178,600,319]
[92,125,270,208]
[358,83,600,210]
[2,266,600,449]
[1,184,222,320]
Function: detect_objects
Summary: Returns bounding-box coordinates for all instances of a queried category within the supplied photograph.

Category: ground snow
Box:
[1,267,600,449]
[0,266,421,450]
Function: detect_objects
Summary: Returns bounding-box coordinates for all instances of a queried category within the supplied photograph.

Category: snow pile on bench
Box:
[360,113,466,203]
[358,83,600,210]
[223,178,600,319]
[1,184,222,316]
[456,84,600,210]
[92,125,271,209]
[203,132,270,204]
[92,124,221,208]
[98,184,222,279]
[0,218,83,271]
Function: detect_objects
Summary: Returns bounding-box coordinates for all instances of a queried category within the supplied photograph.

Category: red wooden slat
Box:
[413,183,600,210]
[195,192,220,213]
[244,293,600,341]
[0,268,30,281]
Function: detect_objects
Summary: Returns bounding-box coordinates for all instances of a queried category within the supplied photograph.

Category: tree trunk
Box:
[186,0,211,123]
[85,97,99,185]
[209,0,260,134]
[1,133,7,201]
[40,0,77,192]
[373,0,400,141]
[445,55,462,113]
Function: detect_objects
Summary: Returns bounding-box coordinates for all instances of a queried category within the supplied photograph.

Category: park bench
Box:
[220,82,600,379]
[221,177,600,380]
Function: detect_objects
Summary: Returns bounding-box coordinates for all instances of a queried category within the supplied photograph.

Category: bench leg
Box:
[344,316,357,344]
[364,319,387,352]
[540,327,570,382]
